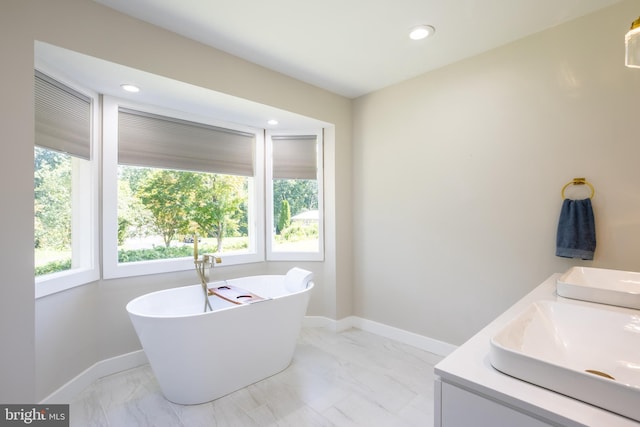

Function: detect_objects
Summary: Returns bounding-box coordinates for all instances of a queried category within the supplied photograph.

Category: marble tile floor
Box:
[70,327,444,427]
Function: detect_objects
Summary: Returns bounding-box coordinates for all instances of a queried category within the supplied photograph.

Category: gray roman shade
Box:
[272,134,318,180]
[34,71,91,159]
[118,108,255,176]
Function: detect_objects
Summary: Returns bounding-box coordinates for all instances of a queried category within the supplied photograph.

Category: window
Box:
[266,130,324,261]
[103,98,324,278]
[34,71,99,297]
[103,98,264,278]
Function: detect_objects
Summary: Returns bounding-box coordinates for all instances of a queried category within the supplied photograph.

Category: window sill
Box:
[35,268,100,299]
[102,252,264,280]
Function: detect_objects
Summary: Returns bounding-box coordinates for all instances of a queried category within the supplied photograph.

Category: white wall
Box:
[1,0,352,402]
[0,2,37,403]
[352,0,640,346]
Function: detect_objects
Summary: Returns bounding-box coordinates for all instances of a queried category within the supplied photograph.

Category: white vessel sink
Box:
[490,300,640,422]
[557,266,640,309]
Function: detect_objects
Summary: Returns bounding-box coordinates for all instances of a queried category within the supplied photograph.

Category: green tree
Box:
[273,179,317,221]
[118,166,154,244]
[277,199,291,234]
[120,165,152,193]
[34,147,71,250]
[129,169,246,252]
[191,174,246,252]
[136,169,199,247]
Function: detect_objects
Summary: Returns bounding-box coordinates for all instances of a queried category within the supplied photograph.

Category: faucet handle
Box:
[203,254,222,265]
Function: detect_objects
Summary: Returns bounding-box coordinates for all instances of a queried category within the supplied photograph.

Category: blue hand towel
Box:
[556,198,596,260]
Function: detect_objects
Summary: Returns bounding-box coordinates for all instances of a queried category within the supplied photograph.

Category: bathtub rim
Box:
[126,275,314,319]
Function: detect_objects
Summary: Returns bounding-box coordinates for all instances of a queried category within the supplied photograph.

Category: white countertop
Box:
[435,273,640,427]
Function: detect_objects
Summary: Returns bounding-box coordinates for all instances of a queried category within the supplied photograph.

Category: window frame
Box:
[266,129,324,261]
[35,69,100,299]
[102,96,265,279]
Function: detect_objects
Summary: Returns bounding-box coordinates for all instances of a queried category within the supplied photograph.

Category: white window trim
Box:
[35,70,100,299]
[102,96,265,279]
[266,129,324,262]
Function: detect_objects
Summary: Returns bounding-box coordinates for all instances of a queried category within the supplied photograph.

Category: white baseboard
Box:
[40,350,148,404]
[302,315,356,332]
[44,316,455,404]
[303,315,457,357]
[351,317,458,356]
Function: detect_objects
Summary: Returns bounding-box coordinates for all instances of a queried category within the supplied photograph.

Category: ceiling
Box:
[92,0,624,98]
[35,42,330,130]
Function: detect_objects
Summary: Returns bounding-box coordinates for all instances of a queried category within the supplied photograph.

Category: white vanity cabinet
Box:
[433,274,640,427]
[435,378,560,427]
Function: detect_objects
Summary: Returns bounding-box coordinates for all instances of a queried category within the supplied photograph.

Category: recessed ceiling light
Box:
[267,119,279,125]
[121,84,140,93]
[409,25,435,41]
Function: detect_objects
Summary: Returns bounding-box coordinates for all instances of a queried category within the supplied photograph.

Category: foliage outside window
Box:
[273,179,319,250]
[117,166,250,263]
[34,147,73,275]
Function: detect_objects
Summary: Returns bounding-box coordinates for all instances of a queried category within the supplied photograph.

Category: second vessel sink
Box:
[490,300,640,422]
[557,266,640,309]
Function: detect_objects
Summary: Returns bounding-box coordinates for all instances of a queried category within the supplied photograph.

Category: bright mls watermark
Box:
[1,405,68,426]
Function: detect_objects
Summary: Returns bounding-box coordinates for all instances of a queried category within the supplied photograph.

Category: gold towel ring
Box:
[561,177,595,199]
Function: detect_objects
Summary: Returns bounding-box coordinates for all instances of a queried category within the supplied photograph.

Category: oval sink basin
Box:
[490,300,640,422]
[557,266,640,309]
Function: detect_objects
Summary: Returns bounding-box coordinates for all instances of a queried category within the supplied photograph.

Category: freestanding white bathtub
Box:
[126,268,314,405]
